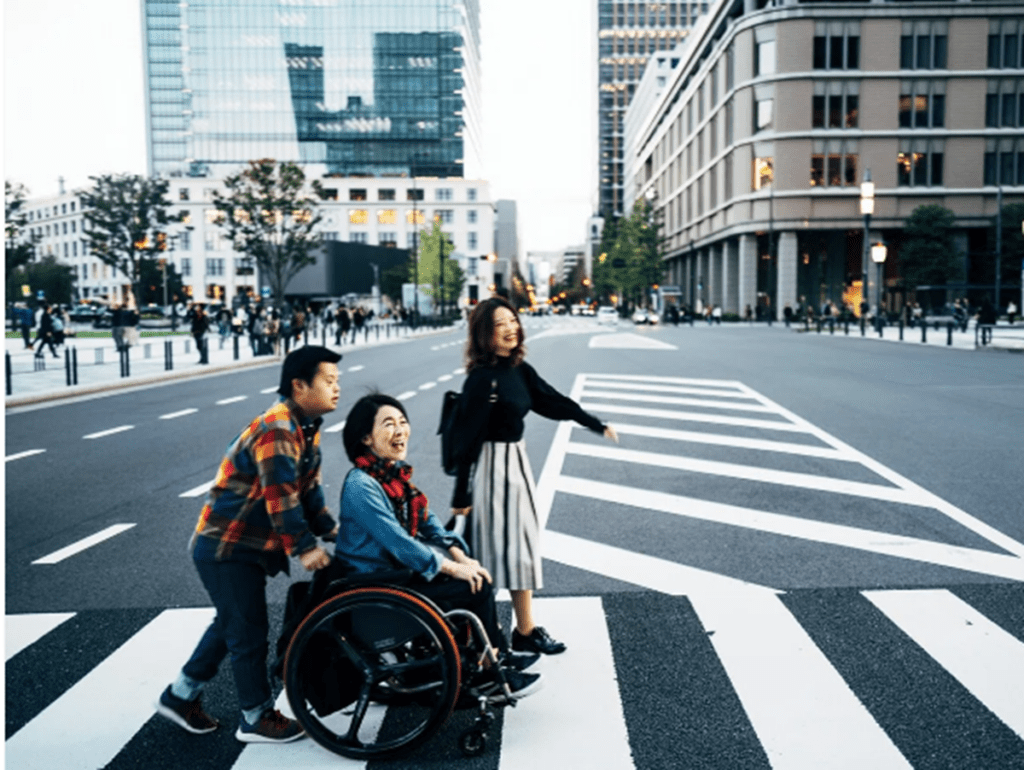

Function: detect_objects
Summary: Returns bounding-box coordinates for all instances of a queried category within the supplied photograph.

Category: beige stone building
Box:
[625,0,1024,317]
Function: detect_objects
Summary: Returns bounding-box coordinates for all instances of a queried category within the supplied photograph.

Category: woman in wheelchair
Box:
[279,393,541,759]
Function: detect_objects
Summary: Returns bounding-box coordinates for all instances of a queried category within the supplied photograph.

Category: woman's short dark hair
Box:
[342,392,408,463]
[465,296,525,371]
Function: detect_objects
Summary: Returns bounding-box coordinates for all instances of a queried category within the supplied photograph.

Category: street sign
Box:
[260,286,271,298]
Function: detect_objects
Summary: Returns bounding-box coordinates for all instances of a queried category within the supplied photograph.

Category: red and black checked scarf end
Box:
[355,452,428,537]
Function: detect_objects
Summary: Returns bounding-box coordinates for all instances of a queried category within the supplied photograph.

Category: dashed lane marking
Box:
[159,408,198,420]
[83,425,134,440]
[396,391,417,400]
[348,365,365,372]
[437,374,453,382]
[31,524,137,565]
[418,382,437,390]
[260,387,278,394]
[216,395,248,405]
[5,449,46,462]
[180,480,214,498]
[324,420,346,434]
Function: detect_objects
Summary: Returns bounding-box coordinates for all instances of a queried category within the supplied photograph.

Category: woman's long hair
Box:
[465,296,526,371]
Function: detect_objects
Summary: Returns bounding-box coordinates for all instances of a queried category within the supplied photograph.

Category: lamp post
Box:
[871,241,887,333]
[859,169,875,335]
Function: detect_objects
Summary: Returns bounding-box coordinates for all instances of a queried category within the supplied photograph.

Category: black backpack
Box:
[437,378,497,476]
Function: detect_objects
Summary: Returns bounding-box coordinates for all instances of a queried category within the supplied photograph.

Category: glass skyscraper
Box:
[142,0,481,179]
[598,1,701,218]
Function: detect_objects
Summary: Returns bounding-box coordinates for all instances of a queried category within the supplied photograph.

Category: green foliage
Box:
[137,257,185,306]
[6,181,38,280]
[6,255,75,307]
[990,201,1024,293]
[410,221,465,309]
[381,256,412,304]
[80,174,180,302]
[212,159,326,310]
[592,199,665,307]
[898,205,961,288]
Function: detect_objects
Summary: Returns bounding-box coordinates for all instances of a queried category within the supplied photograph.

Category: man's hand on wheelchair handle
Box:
[300,546,332,572]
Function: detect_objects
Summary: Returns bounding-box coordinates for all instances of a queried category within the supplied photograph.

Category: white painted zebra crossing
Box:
[5,589,1023,768]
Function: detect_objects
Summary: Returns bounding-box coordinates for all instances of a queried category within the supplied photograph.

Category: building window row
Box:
[897,141,944,187]
[899,82,945,129]
[985,84,1024,127]
[813,23,860,71]
[900,21,948,70]
[983,139,1024,185]
[988,20,1024,69]
[812,87,858,130]
[810,143,858,188]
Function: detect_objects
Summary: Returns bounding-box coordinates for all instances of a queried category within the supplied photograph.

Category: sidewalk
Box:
[788,318,1024,352]
[5,321,454,409]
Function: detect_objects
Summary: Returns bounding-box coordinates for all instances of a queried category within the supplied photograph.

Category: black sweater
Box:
[451,358,604,508]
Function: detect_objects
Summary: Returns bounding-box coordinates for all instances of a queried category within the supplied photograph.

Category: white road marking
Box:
[216,395,248,405]
[582,402,811,432]
[606,423,853,460]
[396,391,417,400]
[180,480,215,498]
[865,589,1024,739]
[5,608,216,770]
[348,365,364,372]
[437,374,453,382]
[578,380,756,399]
[554,476,1024,581]
[588,332,677,349]
[582,389,777,413]
[159,408,198,420]
[586,373,743,388]
[500,597,634,770]
[565,442,914,505]
[418,382,436,390]
[83,425,134,440]
[689,589,912,769]
[324,420,346,434]
[452,367,465,375]
[260,386,278,394]
[32,524,137,565]
[6,613,76,660]
[6,449,46,462]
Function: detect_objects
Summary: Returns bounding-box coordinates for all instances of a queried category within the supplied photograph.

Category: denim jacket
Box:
[337,467,468,580]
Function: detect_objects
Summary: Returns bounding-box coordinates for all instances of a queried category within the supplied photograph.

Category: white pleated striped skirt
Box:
[470,439,543,591]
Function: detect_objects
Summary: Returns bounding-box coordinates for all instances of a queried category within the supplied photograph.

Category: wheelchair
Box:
[278,563,519,759]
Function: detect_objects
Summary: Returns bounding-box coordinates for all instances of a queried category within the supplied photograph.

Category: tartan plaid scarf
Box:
[354,451,428,537]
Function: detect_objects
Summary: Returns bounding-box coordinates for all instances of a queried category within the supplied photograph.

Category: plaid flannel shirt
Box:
[190,398,336,573]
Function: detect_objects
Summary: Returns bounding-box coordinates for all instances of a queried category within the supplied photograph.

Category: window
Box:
[179,188,190,201]
[988,21,1024,69]
[901,22,949,70]
[1003,93,1019,127]
[467,256,478,277]
[984,138,1024,185]
[407,232,418,249]
[322,232,339,241]
[349,232,368,244]
[434,209,454,224]
[899,82,946,128]
[178,230,191,251]
[406,188,424,201]
[755,39,775,77]
[813,23,860,70]
[378,188,396,201]
[467,188,477,201]
[986,80,1023,127]
[755,99,773,132]
[377,209,397,225]
[181,257,191,276]
[349,209,368,225]
[897,141,944,186]
[204,232,215,251]
[725,100,734,145]
[205,258,225,276]
[468,232,478,249]
[813,83,859,129]
[726,44,735,91]
[753,157,774,191]
[378,232,397,246]
[435,188,453,201]
[810,141,859,187]
[467,209,477,224]
[349,189,367,201]
[321,188,338,201]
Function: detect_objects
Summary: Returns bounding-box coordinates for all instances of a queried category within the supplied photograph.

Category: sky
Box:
[3,0,598,256]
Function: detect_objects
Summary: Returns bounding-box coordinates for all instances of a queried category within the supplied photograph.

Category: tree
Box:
[897,205,961,292]
[988,201,1024,304]
[137,257,185,306]
[381,255,413,305]
[412,221,465,312]
[212,159,326,310]
[80,174,179,304]
[6,255,75,307]
[6,181,37,281]
[604,198,665,308]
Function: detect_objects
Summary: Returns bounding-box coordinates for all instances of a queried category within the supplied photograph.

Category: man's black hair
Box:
[277,345,342,398]
[342,392,408,463]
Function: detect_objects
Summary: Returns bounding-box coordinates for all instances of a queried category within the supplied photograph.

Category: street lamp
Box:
[859,169,875,335]
[871,241,887,333]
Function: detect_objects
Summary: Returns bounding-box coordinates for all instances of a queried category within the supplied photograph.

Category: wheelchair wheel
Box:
[284,586,461,759]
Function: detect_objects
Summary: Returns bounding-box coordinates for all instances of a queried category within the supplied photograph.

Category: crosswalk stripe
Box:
[261,386,279,394]
[6,613,76,661]
[31,524,137,565]
[543,530,771,595]
[324,420,346,434]
[500,597,634,770]
[582,402,811,432]
[6,448,46,462]
[864,589,1024,740]
[585,373,743,389]
[554,475,1024,582]
[564,442,917,505]
[688,590,913,769]
[582,389,778,413]
[604,422,855,460]
[5,607,215,770]
[577,380,758,399]
[180,480,214,498]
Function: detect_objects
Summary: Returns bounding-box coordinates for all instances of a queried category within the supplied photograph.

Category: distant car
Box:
[631,308,650,324]
[69,304,102,323]
[597,306,618,325]
[138,304,166,319]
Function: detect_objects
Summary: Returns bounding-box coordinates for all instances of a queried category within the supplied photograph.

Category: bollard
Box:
[165,340,173,371]
[65,348,72,386]
[304,328,309,346]
[878,320,883,338]
[72,347,78,385]
[376,324,380,341]
[844,318,849,335]
[860,317,865,336]
[322,328,326,347]
[921,322,927,343]
[365,327,369,342]
[947,321,953,346]
[185,339,191,354]
[233,335,239,361]
[200,337,210,365]
[816,319,822,333]
[144,342,152,359]
[899,319,904,341]
[6,351,12,395]
[120,348,131,377]
[34,354,46,372]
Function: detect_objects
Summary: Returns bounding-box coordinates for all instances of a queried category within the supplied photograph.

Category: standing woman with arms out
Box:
[451,297,618,655]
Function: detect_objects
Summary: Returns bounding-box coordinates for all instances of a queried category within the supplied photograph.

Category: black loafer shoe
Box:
[499,650,540,671]
[511,626,566,655]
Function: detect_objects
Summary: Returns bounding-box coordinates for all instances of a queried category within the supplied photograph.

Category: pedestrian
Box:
[111,303,126,352]
[335,393,542,699]
[1007,300,1017,325]
[783,304,792,327]
[292,306,306,344]
[449,297,619,655]
[977,296,997,344]
[191,305,210,363]
[156,345,341,743]
[33,303,60,359]
[744,304,753,324]
[17,303,34,348]
[713,305,722,325]
[122,295,140,350]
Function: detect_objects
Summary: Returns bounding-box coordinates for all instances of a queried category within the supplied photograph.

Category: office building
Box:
[598,0,705,218]
[142,0,482,179]
[625,0,1024,317]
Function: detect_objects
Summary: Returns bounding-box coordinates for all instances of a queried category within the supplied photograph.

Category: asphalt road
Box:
[6,317,1024,769]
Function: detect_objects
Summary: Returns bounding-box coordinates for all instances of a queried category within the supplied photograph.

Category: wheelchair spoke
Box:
[345,681,374,743]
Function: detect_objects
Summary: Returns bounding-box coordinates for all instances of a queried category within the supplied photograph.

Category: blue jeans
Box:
[182,559,273,715]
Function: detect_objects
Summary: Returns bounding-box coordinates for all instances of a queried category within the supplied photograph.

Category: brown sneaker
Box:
[156,686,219,734]
[235,708,305,743]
